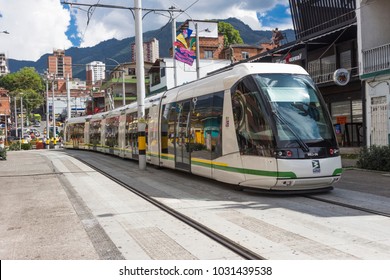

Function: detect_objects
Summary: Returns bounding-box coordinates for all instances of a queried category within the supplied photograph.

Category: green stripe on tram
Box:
[333,168,343,176]
[157,153,297,179]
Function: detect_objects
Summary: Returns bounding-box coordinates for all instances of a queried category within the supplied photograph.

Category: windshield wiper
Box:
[272,110,310,152]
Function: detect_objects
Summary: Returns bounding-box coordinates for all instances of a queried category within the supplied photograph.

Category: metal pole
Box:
[52,79,56,141]
[172,17,177,87]
[67,73,71,120]
[26,102,29,127]
[14,96,18,138]
[122,67,126,106]
[4,112,7,143]
[196,23,200,79]
[20,96,23,149]
[135,0,146,170]
[46,78,49,140]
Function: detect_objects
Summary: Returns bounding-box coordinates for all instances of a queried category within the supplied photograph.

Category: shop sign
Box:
[274,51,305,64]
[333,68,350,86]
[336,116,347,125]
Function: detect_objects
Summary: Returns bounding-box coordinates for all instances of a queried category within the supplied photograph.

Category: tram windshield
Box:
[254,73,337,148]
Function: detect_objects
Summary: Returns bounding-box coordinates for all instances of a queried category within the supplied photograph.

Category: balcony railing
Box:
[309,66,359,85]
[362,42,390,75]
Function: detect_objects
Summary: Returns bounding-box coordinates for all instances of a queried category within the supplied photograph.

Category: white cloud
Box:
[75,0,291,47]
[0,0,292,61]
[0,0,72,61]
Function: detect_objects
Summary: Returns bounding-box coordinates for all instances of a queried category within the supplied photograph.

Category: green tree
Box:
[218,22,244,47]
[0,67,44,94]
[0,67,45,124]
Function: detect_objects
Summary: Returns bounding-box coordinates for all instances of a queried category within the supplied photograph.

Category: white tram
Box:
[64,63,342,191]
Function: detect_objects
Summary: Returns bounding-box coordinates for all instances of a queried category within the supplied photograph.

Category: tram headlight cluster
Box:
[329,148,339,156]
[275,150,293,158]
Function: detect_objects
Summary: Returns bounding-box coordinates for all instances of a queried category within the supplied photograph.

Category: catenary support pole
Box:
[67,73,71,120]
[122,67,126,106]
[135,0,146,170]
[196,23,200,79]
[52,79,56,144]
[172,16,177,87]
[45,77,50,148]
[20,96,23,150]
[14,96,18,138]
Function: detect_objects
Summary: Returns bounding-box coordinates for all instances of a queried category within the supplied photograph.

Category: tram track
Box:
[71,154,267,260]
[303,194,390,218]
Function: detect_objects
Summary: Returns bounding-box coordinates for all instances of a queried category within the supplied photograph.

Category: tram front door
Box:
[175,100,191,171]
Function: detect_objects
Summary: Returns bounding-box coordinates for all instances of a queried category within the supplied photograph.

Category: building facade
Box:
[102,62,153,111]
[357,0,390,146]
[0,88,10,124]
[149,58,231,94]
[220,44,264,63]
[131,38,160,63]
[47,49,72,80]
[176,20,225,60]
[0,53,9,76]
[86,61,106,86]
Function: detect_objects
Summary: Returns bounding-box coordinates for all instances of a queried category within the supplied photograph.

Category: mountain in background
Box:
[8,18,295,79]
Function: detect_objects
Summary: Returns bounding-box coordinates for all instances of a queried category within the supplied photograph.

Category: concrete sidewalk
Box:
[0,150,101,259]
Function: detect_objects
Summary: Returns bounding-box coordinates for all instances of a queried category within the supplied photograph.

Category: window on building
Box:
[204,50,214,59]
[127,68,134,75]
[241,52,249,59]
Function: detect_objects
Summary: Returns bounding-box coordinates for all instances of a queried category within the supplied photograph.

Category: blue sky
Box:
[64,5,82,46]
[257,4,292,30]
[0,0,293,60]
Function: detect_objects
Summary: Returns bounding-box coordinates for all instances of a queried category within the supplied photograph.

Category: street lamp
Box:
[52,76,56,141]
[44,71,50,141]
[13,96,18,138]
[20,94,23,149]
[106,58,126,106]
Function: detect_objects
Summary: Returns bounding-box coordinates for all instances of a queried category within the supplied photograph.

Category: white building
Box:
[149,58,231,94]
[48,95,89,116]
[49,80,88,116]
[0,53,9,76]
[357,0,390,146]
[86,61,106,85]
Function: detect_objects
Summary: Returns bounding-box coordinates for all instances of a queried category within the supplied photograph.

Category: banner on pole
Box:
[174,28,196,66]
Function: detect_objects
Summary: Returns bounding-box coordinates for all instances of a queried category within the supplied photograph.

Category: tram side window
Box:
[74,123,85,142]
[89,120,101,145]
[77,123,85,142]
[161,103,177,155]
[232,77,274,156]
[188,92,224,160]
[212,92,224,159]
[190,94,213,160]
[67,124,74,141]
[105,117,119,147]
[125,113,138,151]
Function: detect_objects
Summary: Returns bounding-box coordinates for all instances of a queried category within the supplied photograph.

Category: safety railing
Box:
[362,42,390,75]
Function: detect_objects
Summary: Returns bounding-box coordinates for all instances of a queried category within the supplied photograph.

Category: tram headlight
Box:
[276,150,293,158]
[329,148,339,156]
